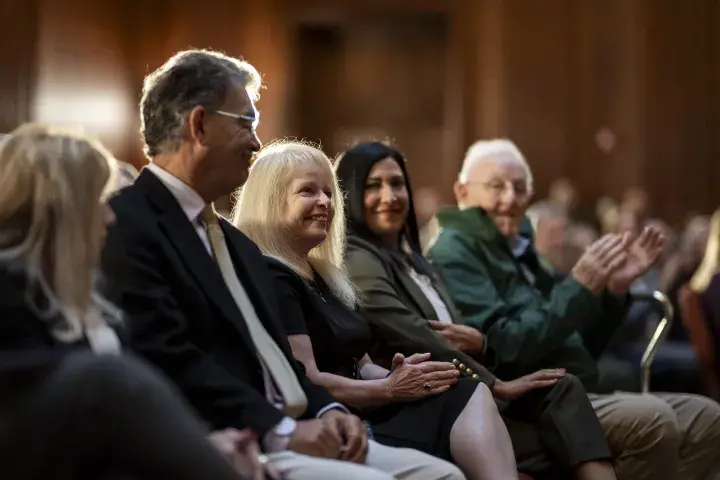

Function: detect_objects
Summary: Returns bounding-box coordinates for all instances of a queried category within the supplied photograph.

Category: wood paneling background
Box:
[0,0,718,223]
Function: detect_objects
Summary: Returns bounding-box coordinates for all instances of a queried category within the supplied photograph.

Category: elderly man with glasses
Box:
[428,139,720,480]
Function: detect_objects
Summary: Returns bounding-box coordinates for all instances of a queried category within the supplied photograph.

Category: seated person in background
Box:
[663,215,711,341]
[233,140,520,480]
[690,207,720,372]
[0,124,251,480]
[337,142,616,480]
[101,49,464,480]
[428,138,720,480]
[525,201,569,274]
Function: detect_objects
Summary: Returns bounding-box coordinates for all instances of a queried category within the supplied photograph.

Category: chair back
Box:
[678,284,720,399]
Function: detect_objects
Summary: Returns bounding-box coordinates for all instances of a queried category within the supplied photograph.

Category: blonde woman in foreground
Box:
[0,124,254,480]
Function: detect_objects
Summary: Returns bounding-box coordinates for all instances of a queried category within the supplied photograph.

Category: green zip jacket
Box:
[428,207,628,391]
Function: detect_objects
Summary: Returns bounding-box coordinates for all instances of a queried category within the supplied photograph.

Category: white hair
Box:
[458,139,533,191]
[232,140,357,309]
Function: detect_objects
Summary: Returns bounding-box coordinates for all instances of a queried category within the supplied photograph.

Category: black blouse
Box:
[265,257,371,379]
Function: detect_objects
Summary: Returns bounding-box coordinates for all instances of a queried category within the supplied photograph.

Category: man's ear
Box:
[187,106,207,146]
[453,180,466,205]
[521,190,535,210]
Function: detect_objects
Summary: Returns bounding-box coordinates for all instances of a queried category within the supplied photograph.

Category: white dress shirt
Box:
[406,267,453,324]
[145,164,344,450]
[511,236,536,285]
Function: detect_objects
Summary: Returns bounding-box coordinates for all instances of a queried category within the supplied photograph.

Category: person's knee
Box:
[270,452,395,480]
[397,449,465,480]
[470,382,496,408]
[436,462,465,480]
[345,465,394,480]
[605,395,681,455]
[675,395,720,451]
[553,373,585,396]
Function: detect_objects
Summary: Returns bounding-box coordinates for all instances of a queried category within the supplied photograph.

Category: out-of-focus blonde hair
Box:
[0,123,119,342]
[232,140,356,308]
[690,208,720,292]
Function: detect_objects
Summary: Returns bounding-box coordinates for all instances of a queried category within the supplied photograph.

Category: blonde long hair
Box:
[232,141,356,308]
[0,124,119,342]
[690,208,720,292]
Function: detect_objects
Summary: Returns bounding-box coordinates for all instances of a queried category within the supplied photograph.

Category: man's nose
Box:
[250,132,262,152]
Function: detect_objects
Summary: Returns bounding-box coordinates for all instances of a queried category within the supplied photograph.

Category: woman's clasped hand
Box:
[385,352,460,401]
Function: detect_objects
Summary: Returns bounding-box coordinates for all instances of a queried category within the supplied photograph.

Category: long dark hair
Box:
[334,141,430,274]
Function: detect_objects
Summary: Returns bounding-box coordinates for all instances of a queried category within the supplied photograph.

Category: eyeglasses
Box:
[467,180,530,198]
[215,110,259,130]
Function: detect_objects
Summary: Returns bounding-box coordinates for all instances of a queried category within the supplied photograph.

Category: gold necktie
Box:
[201,204,307,418]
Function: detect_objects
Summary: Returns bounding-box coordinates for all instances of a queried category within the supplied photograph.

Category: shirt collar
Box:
[510,235,531,258]
[145,163,206,223]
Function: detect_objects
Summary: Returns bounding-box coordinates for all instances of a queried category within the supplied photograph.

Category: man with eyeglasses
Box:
[101,49,464,480]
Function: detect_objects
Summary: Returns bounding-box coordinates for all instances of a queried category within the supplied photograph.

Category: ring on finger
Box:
[423,382,432,391]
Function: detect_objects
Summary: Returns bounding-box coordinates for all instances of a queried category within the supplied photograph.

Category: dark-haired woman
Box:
[337,142,617,480]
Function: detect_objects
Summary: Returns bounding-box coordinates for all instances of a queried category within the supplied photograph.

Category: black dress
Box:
[266,256,481,460]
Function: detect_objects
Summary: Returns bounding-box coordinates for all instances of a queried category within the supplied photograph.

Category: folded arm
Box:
[288,336,393,408]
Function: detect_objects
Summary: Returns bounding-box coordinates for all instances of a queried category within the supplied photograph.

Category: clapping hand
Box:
[571,234,629,294]
[607,225,665,296]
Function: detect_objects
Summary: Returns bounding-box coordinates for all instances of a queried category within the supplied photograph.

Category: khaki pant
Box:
[589,392,720,480]
[266,439,466,480]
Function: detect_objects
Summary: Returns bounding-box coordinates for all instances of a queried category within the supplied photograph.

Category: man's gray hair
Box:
[140,49,262,158]
[458,138,534,192]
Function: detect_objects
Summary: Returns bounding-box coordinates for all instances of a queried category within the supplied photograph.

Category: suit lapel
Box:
[391,258,441,321]
[136,171,254,343]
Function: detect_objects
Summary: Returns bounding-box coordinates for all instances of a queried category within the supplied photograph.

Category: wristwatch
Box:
[262,417,297,453]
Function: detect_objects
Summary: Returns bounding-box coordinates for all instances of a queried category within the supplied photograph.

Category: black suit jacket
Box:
[101,169,337,435]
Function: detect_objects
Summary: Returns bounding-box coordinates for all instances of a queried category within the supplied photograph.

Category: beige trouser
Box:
[589,392,720,480]
[266,439,466,480]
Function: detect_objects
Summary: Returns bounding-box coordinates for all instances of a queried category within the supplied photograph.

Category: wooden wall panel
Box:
[33,0,135,158]
[0,0,717,221]
[446,0,507,195]
[0,0,38,133]
[710,0,720,214]
[291,12,449,193]
[644,0,716,222]
[503,0,575,200]
[571,0,646,203]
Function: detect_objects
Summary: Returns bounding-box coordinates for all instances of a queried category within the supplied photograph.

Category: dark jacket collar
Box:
[347,236,461,323]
